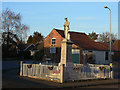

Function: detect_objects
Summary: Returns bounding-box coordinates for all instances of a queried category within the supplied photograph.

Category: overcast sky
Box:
[2,2,118,40]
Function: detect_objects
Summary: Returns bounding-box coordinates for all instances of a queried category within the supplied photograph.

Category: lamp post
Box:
[104,6,112,63]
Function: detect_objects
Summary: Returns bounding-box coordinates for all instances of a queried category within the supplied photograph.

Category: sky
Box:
[2,2,119,40]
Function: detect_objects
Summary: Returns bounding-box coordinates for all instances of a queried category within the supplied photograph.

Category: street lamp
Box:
[104,6,112,63]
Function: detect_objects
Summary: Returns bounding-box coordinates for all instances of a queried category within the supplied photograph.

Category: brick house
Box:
[44,28,117,64]
[112,40,120,61]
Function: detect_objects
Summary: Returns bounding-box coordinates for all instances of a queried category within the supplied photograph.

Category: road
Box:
[2,60,120,89]
[2,60,20,70]
[2,67,120,89]
[85,84,119,88]
[3,69,57,88]
[2,60,35,70]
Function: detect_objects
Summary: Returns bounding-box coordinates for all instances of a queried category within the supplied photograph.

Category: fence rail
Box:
[64,64,110,81]
[22,64,61,81]
[21,62,111,83]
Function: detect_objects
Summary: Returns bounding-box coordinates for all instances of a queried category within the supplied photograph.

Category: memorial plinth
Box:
[60,39,73,67]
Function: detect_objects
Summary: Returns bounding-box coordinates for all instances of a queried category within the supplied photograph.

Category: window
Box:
[88,51,93,59]
[105,51,109,60]
[50,47,56,53]
[72,49,80,54]
[52,38,56,45]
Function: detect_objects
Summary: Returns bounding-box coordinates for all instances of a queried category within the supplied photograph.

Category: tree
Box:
[98,32,117,42]
[2,8,29,59]
[32,32,44,44]
[2,8,29,45]
[26,32,44,61]
[33,48,44,61]
[27,35,33,44]
[27,32,44,45]
[89,32,98,41]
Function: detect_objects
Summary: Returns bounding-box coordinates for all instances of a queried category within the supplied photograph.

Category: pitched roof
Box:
[25,41,44,51]
[24,43,35,51]
[55,29,117,51]
[97,42,118,52]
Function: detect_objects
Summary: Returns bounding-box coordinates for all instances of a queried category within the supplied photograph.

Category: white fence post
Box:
[20,61,23,76]
[60,64,64,83]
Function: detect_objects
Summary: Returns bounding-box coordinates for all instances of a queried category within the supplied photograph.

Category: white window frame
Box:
[52,38,56,45]
[72,49,80,54]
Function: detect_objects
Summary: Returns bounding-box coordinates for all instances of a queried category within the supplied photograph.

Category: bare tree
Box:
[2,8,29,45]
[98,32,117,42]
[0,14,2,46]
[15,23,28,43]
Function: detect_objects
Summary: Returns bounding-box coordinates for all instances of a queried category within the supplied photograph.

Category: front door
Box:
[72,54,80,63]
[72,49,80,64]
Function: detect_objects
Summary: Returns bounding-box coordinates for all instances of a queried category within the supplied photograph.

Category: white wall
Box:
[82,50,111,65]
[93,51,111,64]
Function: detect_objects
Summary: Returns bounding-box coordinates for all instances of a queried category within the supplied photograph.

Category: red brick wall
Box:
[44,29,81,63]
[44,29,64,63]
[44,29,64,48]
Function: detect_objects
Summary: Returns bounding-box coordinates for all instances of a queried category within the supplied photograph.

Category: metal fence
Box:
[22,63,61,81]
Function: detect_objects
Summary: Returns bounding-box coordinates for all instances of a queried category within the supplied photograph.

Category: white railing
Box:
[66,64,110,80]
[20,62,111,83]
[22,63,61,81]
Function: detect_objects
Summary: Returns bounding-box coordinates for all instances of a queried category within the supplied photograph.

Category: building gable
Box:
[44,29,64,48]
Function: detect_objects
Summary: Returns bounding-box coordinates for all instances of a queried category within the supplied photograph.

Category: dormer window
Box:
[52,38,56,45]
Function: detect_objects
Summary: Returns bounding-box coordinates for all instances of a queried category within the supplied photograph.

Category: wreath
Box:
[48,66,53,70]
[73,67,79,72]
[99,67,105,71]
[27,64,32,68]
